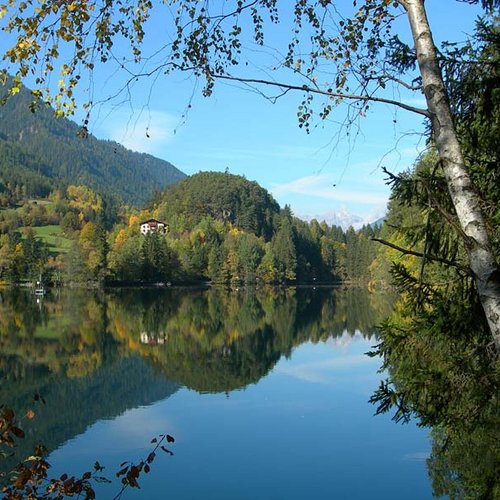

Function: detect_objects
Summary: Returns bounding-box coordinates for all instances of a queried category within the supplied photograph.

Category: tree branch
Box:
[371,238,472,275]
[422,182,471,245]
[382,74,422,91]
[211,73,431,117]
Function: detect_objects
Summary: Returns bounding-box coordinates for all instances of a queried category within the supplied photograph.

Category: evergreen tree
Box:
[272,214,297,282]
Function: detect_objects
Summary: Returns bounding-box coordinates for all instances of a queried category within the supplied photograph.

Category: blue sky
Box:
[2,1,482,223]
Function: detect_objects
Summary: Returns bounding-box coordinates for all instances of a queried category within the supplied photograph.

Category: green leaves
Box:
[0,0,396,121]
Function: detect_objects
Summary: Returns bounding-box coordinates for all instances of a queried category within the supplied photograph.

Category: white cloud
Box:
[276,353,378,384]
[271,174,389,206]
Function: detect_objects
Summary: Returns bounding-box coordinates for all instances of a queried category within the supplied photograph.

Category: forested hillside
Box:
[0,169,381,286]
[156,171,280,239]
[104,171,381,285]
[0,84,186,206]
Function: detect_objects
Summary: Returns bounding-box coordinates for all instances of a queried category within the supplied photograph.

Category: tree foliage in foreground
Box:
[368,20,500,496]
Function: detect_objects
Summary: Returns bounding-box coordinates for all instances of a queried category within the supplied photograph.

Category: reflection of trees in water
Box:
[0,286,391,476]
[1,355,180,478]
[106,286,393,392]
[427,423,499,499]
[0,289,180,478]
[0,288,390,387]
[0,289,50,343]
[371,293,499,498]
[1,286,496,494]
[1,286,392,396]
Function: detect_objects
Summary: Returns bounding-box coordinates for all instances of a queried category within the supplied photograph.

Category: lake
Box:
[0,287,434,498]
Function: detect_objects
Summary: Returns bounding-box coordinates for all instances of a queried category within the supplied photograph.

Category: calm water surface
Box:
[0,287,433,499]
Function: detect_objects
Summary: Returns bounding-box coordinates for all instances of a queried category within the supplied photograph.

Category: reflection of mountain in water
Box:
[106,287,393,393]
[148,325,281,393]
[0,290,181,475]
[1,353,179,475]
[0,286,392,473]
[2,285,495,497]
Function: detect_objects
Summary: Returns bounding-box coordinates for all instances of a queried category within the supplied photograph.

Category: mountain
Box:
[369,216,385,229]
[0,84,186,206]
[157,171,281,240]
[300,207,388,231]
[300,207,365,230]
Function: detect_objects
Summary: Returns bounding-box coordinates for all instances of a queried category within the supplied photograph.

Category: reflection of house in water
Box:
[140,331,168,345]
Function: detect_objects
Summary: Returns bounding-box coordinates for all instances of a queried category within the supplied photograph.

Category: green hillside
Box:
[157,171,281,240]
[0,83,186,206]
[18,225,72,254]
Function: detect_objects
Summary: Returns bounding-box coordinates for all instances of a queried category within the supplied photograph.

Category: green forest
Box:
[0,84,186,207]
[0,168,381,286]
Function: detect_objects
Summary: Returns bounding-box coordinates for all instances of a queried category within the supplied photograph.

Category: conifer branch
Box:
[371,238,472,275]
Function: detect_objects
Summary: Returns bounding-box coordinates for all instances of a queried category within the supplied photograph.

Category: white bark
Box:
[402,0,500,352]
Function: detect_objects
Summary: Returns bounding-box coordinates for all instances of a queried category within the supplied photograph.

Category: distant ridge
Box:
[300,207,364,231]
[369,216,385,229]
[0,84,186,206]
[300,208,386,231]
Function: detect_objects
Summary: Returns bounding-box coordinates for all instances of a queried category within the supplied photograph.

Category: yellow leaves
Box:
[129,215,139,227]
[60,64,71,76]
[8,85,20,95]
[14,315,23,329]
[228,328,242,343]
[114,229,128,250]
[67,185,104,215]
[138,209,151,222]
[0,5,8,19]
[80,221,97,245]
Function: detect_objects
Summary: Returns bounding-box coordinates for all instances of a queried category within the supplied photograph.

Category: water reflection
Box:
[1,287,393,396]
[4,287,494,498]
[371,291,499,499]
[0,287,391,469]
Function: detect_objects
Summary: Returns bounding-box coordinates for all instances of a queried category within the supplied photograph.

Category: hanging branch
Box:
[210,74,431,117]
[371,238,472,276]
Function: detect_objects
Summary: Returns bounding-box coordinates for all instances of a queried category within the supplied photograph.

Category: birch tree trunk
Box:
[402,0,500,352]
